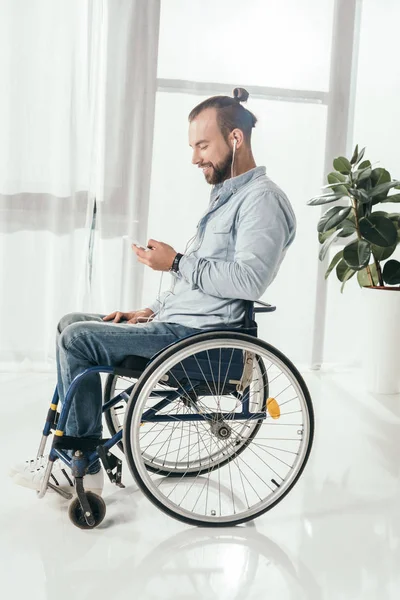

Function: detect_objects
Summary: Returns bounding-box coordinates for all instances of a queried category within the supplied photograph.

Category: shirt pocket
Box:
[201,219,232,259]
[212,221,232,234]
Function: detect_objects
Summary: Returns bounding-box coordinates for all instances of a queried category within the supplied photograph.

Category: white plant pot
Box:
[362,286,400,394]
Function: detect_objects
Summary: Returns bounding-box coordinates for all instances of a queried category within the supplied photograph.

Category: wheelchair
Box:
[36,301,314,529]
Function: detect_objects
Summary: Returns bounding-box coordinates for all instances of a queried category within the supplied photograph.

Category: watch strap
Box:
[170,252,183,273]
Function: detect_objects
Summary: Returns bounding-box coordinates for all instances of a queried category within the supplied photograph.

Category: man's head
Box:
[188,88,257,185]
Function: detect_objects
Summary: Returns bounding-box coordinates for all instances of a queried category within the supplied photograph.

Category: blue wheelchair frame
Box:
[38,300,275,493]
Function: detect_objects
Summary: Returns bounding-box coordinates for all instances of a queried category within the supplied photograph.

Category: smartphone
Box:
[132,240,150,251]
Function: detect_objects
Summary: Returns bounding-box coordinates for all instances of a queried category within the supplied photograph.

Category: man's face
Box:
[189,108,233,185]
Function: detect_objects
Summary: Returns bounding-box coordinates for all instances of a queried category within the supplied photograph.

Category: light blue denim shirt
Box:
[148,166,296,329]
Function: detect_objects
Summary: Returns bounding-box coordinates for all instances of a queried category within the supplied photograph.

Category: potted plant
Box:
[308,145,400,394]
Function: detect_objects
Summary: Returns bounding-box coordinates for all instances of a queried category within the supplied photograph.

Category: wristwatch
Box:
[170,253,183,273]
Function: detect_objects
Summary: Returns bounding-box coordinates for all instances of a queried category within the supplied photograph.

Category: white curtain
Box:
[0,0,160,369]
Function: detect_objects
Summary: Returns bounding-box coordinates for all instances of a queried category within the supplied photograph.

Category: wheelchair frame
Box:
[36,300,296,527]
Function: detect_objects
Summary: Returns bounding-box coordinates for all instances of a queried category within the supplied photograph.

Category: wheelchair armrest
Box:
[253,300,276,313]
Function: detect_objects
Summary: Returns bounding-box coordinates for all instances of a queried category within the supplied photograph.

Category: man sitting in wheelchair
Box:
[11,87,296,501]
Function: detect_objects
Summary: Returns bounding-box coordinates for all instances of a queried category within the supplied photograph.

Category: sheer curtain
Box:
[0,0,160,369]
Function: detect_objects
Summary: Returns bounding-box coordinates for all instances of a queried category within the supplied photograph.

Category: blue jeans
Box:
[56,313,200,473]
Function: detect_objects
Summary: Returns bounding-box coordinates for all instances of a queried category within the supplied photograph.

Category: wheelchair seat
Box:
[116,354,150,378]
[115,300,276,378]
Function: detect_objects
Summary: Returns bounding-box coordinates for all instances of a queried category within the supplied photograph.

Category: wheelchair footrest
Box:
[97,446,125,488]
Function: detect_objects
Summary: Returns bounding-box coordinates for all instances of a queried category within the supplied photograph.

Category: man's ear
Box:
[230,128,244,148]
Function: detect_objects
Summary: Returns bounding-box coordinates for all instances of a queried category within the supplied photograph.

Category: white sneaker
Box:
[11,455,104,496]
[9,455,48,478]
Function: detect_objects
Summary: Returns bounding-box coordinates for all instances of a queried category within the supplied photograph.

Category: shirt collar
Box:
[211,166,266,198]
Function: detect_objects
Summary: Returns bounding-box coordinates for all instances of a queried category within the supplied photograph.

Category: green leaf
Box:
[343,239,371,270]
[319,229,343,261]
[338,218,356,237]
[357,176,373,193]
[359,215,398,247]
[369,180,400,199]
[350,145,359,165]
[346,211,356,223]
[371,211,388,217]
[353,161,372,185]
[383,259,400,285]
[358,168,372,182]
[355,147,366,165]
[357,202,366,220]
[357,263,379,287]
[349,188,371,204]
[307,192,345,206]
[318,228,335,244]
[359,190,372,204]
[371,242,397,261]
[388,213,400,226]
[325,250,343,279]
[381,193,400,203]
[336,259,356,291]
[317,206,352,233]
[327,171,347,184]
[358,160,371,170]
[341,269,356,293]
[325,172,349,196]
[371,168,391,187]
[322,183,348,190]
[333,156,352,174]
[336,259,352,281]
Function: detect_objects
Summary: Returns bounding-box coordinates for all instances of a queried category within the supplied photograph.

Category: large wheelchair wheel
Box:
[123,332,314,527]
[103,352,268,476]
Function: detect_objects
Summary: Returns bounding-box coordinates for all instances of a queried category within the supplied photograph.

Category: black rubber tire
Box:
[124,331,314,528]
[104,355,268,477]
[68,492,106,530]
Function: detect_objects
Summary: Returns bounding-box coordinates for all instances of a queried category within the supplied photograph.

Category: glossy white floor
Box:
[1,369,400,600]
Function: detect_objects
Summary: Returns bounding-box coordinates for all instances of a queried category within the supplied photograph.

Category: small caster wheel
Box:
[68,492,106,529]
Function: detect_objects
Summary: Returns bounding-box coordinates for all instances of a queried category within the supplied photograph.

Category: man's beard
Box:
[203,149,233,185]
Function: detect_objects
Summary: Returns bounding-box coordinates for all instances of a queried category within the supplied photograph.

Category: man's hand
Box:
[103,308,154,324]
[132,239,177,271]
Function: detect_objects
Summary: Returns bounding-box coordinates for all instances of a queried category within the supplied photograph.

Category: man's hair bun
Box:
[233,87,249,103]
[188,87,257,141]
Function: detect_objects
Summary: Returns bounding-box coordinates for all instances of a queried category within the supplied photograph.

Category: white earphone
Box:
[231,135,238,181]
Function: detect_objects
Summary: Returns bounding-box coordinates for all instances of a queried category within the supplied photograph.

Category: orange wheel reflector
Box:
[266,397,280,419]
